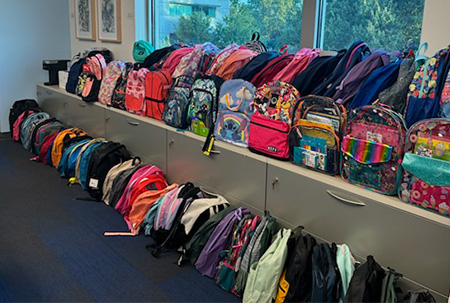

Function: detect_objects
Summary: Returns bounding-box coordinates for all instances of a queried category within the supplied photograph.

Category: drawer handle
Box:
[127,120,139,126]
[272,177,279,189]
[63,102,68,107]
[78,103,87,108]
[326,190,366,206]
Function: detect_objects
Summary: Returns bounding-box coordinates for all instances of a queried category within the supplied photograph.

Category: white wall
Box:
[420,0,450,55]
[0,0,71,133]
[69,0,136,62]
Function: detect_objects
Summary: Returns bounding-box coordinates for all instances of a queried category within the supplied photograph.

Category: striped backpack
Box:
[111,62,134,110]
[214,79,256,147]
[98,60,126,105]
[341,105,407,195]
[125,67,151,115]
[244,32,267,54]
[20,112,50,151]
[399,118,450,217]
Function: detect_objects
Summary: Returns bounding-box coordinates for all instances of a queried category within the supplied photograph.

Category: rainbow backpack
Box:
[214,79,256,147]
[340,105,406,195]
[399,119,450,216]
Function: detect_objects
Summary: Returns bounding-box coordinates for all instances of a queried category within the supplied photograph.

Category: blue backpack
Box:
[77,141,106,190]
[311,243,340,303]
[57,139,91,178]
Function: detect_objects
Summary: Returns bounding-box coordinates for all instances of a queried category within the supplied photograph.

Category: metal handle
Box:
[326,190,366,206]
[169,139,175,147]
[105,116,110,122]
[127,120,139,126]
[272,177,279,189]
[78,103,87,108]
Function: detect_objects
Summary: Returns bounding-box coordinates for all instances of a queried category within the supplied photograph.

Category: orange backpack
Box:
[144,70,173,120]
[215,49,257,80]
[51,128,88,168]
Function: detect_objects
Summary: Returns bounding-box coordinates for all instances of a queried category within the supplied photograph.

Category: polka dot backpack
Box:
[399,118,450,216]
[340,105,407,195]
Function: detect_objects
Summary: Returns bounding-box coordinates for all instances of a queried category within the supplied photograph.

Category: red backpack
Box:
[162,47,194,75]
[250,53,294,87]
[145,70,173,120]
[125,68,150,115]
[39,132,60,164]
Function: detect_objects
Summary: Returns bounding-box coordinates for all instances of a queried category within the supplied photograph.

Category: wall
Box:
[420,0,450,55]
[69,0,136,62]
[0,0,71,133]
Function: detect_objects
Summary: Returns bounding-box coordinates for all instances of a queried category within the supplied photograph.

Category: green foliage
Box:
[174,11,212,44]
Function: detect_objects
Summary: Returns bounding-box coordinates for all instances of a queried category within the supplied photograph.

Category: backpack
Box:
[336,244,356,301]
[72,138,107,190]
[39,131,61,165]
[57,139,91,178]
[133,40,154,63]
[380,268,402,303]
[398,118,450,216]
[404,290,436,303]
[125,67,151,115]
[249,81,301,159]
[102,157,142,206]
[162,47,195,75]
[51,128,88,168]
[150,187,230,257]
[108,164,144,209]
[215,48,257,80]
[344,255,386,303]
[187,75,224,137]
[98,60,126,105]
[312,41,371,97]
[405,47,450,128]
[275,227,317,303]
[172,43,219,79]
[289,95,346,175]
[144,70,173,120]
[141,44,180,69]
[206,44,240,76]
[76,71,89,96]
[214,79,256,147]
[242,228,291,303]
[127,173,168,215]
[20,112,51,151]
[244,32,267,54]
[350,60,402,110]
[195,207,251,278]
[274,48,321,83]
[162,75,196,129]
[82,54,107,102]
[111,62,134,110]
[233,211,277,297]
[333,50,392,105]
[310,243,340,303]
[32,120,64,155]
[341,105,407,195]
[233,51,281,82]
[114,165,165,216]
[250,53,294,88]
[12,108,41,142]
[292,51,346,96]
[86,142,131,201]
[378,56,416,114]
[29,118,60,154]
[215,215,261,294]
[9,99,39,135]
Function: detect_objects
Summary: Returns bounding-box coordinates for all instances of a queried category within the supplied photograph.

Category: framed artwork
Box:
[97,0,122,43]
[75,0,96,40]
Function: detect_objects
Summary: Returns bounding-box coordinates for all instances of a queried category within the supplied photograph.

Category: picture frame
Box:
[97,0,122,43]
[75,0,96,40]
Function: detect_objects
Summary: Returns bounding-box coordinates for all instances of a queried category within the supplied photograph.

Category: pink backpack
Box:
[115,165,165,217]
[98,60,126,105]
[162,47,194,75]
[13,109,40,142]
[125,67,150,115]
[273,48,321,83]
[172,43,219,78]
[206,44,240,75]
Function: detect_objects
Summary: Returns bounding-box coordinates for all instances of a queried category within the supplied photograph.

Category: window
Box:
[320,0,425,52]
[153,0,303,51]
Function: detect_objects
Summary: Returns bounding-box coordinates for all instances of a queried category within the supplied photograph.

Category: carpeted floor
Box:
[0,138,239,302]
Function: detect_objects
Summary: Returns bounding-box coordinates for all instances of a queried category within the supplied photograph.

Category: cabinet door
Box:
[64,98,106,138]
[105,109,167,170]
[37,86,66,119]
[167,131,266,213]
[266,163,450,296]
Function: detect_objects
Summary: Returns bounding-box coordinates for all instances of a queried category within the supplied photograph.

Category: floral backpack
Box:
[125,67,151,115]
[187,75,224,137]
[206,44,240,75]
[98,60,126,105]
[340,105,407,195]
[214,79,256,147]
[399,119,450,217]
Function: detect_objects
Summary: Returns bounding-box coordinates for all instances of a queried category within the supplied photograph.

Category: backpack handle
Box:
[251,32,260,41]
[415,42,429,65]
[279,45,288,55]
[225,92,243,111]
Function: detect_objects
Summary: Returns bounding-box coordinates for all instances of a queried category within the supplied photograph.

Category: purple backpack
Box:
[195,207,251,278]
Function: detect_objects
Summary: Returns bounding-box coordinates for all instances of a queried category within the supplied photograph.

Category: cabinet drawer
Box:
[266,164,450,295]
[167,131,266,212]
[37,86,65,119]
[64,99,105,138]
[105,110,167,170]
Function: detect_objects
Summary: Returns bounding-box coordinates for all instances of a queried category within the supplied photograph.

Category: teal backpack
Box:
[133,40,154,63]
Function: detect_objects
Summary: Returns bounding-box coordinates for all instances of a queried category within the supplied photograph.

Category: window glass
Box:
[322,0,425,52]
[154,0,303,51]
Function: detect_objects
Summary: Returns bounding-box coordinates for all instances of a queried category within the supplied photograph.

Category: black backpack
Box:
[344,255,386,303]
[311,243,340,303]
[233,51,281,81]
[312,41,371,97]
[279,226,317,302]
[292,50,345,96]
[9,99,40,135]
[86,142,131,201]
[108,164,144,208]
[403,290,436,303]
[111,62,134,110]
[141,45,180,69]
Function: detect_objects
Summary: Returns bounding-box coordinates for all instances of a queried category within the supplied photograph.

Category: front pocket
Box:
[214,111,250,147]
[405,96,441,128]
